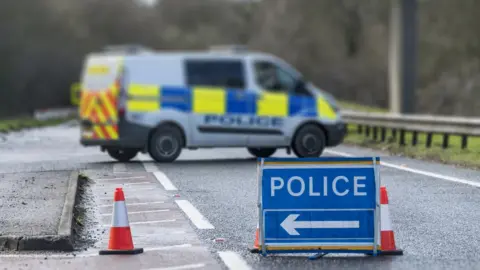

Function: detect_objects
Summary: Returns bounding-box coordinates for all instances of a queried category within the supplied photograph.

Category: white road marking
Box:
[0,244,193,258]
[325,149,480,188]
[126,181,154,185]
[111,171,134,175]
[101,209,170,216]
[175,200,214,229]
[135,231,186,237]
[130,219,177,225]
[144,243,193,251]
[154,171,178,191]
[97,176,146,181]
[96,187,157,197]
[99,201,165,207]
[144,263,206,270]
[113,163,127,173]
[218,251,252,270]
[143,162,159,172]
[96,182,154,188]
[101,219,176,226]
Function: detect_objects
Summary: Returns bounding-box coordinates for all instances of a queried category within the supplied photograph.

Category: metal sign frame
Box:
[256,156,381,257]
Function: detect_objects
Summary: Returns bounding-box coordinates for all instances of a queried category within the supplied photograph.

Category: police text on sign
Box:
[270,175,367,197]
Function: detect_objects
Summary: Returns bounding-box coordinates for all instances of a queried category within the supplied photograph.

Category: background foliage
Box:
[1,0,479,117]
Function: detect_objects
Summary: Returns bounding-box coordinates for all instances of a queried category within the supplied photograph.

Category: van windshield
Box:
[80,55,122,92]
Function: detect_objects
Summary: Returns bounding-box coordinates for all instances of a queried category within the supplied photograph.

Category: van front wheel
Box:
[247,148,276,158]
[292,124,326,158]
[148,126,183,163]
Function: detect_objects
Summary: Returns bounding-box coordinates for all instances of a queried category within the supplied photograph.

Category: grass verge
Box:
[338,100,480,169]
[0,116,76,133]
[338,100,388,113]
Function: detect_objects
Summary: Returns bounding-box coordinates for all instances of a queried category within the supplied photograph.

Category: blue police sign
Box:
[256,157,381,256]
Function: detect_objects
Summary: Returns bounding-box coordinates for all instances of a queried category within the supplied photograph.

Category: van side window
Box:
[185,60,245,89]
[254,61,297,93]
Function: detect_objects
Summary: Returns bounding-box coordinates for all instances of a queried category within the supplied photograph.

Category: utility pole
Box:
[388,0,418,114]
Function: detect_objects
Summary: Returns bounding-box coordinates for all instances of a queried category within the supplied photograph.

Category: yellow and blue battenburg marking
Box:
[225,88,257,114]
[161,86,192,112]
[125,84,337,119]
[192,87,226,114]
[127,84,160,112]
[257,92,288,117]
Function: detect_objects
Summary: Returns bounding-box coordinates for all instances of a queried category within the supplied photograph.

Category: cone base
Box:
[250,247,260,253]
[365,249,404,256]
[99,248,144,255]
[379,249,404,256]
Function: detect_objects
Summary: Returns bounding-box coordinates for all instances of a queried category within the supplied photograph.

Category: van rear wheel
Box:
[292,124,326,158]
[247,148,277,158]
[148,126,183,163]
[107,148,138,162]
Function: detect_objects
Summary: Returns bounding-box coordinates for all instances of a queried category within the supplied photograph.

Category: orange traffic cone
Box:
[379,186,403,255]
[99,188,144,255]
[249,222,260,253]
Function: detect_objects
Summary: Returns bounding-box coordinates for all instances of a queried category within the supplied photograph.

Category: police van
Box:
[78,45,346,162]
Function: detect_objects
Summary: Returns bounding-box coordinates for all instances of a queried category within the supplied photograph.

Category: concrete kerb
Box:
[0,171,80,251]
[58,170,81,247]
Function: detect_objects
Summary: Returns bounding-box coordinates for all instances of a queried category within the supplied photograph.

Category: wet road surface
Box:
[1,122,480,269]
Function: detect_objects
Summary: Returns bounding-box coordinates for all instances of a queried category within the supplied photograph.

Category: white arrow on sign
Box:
[280,214,360,236]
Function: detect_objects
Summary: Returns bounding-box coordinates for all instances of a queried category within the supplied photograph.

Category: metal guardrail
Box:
[33,107,78,121]
[341,110,480,149]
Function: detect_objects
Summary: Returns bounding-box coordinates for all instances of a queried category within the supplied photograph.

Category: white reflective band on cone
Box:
[380,204,392,231]
[111,201,130,227]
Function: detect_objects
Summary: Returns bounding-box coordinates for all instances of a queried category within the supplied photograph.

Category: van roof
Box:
[87,46,277,61]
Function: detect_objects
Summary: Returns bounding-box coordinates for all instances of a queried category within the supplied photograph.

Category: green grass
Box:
[339,101,480,169]
[345,125,480,169]
[338,100,387,113]
[0,116,75,133]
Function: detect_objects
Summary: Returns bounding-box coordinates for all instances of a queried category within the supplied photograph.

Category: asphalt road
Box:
[1,122,480,269]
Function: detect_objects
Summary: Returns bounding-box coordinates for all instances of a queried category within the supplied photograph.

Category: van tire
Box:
[148,125,183,163]
[292,124,326,158]
[107,148,138,162]
[247,148,276,158]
